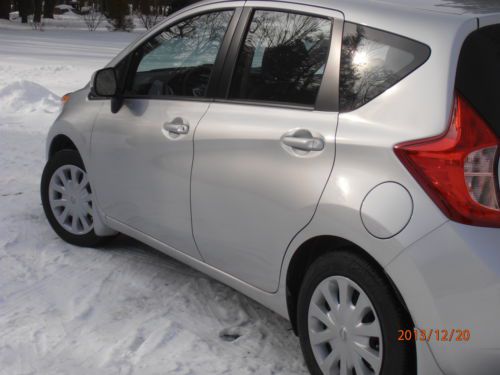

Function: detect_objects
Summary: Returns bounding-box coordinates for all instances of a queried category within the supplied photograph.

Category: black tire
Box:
[297,250,415,375]
[41,150,108,247]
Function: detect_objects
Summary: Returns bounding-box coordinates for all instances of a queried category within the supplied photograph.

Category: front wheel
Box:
[41,150,108,247]
[297,251,415,375]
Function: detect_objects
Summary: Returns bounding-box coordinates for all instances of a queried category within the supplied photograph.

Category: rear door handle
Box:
[282,136,325,151]
[163,123,190,135]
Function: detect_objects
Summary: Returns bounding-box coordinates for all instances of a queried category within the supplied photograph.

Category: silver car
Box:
[41,1,500,374]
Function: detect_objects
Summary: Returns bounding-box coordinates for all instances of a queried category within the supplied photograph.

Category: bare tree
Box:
[135,0,165,30]
[81,2,104,31]
[29,0,44,30]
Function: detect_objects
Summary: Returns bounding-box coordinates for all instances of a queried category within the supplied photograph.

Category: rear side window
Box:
[340,23,430,112]
[457,25,500,137]
[229,10,333,107]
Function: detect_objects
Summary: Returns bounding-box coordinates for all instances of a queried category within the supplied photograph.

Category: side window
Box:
[229,10,333,107]
[340,22,430,112]
[126,10,234,98]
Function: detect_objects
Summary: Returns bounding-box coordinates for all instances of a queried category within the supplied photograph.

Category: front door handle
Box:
[282,136,325,152]
[163,122,190,135]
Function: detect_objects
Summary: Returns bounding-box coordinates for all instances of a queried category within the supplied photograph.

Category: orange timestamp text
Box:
[398,329,471,342]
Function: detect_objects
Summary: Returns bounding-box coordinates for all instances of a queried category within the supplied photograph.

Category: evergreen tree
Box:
[33,0,42,23]
[18,0,32,23]
[0,0,11,20]
[43,0,54,19]
[168,0,198,15]
[106,0,134,31]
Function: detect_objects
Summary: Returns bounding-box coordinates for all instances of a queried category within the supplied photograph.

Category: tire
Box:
[297,250,414,375]
[41,150,108,247]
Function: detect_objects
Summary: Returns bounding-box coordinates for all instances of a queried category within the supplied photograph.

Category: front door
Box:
[91,8,237,258]
[191,4,343,291]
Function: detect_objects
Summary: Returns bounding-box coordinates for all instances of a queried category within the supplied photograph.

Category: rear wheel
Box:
[297,251,414,375]
[41,150,108,247]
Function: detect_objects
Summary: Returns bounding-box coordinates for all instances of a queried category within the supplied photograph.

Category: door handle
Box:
[282,136,325,152]
[163,122,190,135]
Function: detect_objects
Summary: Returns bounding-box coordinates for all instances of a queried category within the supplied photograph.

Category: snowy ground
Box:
[0,28,308,375]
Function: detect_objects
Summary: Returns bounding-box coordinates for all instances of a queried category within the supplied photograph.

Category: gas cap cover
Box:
[361,182,413,239]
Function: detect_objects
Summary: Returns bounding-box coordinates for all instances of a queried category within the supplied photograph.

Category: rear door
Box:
[191,2,344,292]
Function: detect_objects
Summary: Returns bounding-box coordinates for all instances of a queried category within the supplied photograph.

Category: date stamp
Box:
[398,329,471,342]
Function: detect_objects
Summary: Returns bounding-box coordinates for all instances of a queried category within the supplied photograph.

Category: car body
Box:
[42,1,500,374]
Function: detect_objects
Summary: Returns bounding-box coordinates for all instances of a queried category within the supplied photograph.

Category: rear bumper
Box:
[386,221,500,375]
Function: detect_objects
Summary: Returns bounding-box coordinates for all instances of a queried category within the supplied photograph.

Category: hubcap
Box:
[308,276,383,375]
[339,327,347,341]
[48,165,94,235]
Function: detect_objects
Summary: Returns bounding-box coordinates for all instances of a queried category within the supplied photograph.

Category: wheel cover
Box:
[308,276,383,375]
[48,165,94,235]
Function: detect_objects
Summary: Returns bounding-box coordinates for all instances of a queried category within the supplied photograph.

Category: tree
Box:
[135,0,164,30]
[33,0,42,23]
[168,0,199,15]
[106,0,134,31]
[43,0,54,19]
[0,0,11,20]
[81,1,104,31]
[19,0,32,23]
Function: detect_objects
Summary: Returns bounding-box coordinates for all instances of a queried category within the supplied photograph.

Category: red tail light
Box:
[395,94,500,227]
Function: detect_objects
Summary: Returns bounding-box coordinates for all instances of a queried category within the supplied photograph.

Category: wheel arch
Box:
[45,133,117,237]
[48,134,78,159]
[285,235,415,341]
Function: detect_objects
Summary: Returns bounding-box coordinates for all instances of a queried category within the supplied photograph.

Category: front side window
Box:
[126,10,234,98]
[229,10,333,107]
[340,23,430,112]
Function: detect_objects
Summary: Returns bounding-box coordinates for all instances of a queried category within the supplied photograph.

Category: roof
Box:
[371,0,500,15]
[188,0,500,18]
[284,0,500,17]
[179,0,497,47]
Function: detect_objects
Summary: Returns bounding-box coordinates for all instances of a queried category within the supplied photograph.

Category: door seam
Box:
[189,103,213,262]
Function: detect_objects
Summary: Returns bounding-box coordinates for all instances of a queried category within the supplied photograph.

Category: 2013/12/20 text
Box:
[398,329,471,342]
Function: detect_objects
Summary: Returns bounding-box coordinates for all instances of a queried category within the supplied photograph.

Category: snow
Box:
[0,28,308,375]
[55,4,75,10]
[3,7,146,32]
[0,81,60,113]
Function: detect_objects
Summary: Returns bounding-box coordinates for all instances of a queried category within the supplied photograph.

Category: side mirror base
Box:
[111,96,124,114]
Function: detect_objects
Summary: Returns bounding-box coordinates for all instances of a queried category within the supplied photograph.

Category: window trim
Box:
[215,6,252,100]
[91,5,244,102]
[317,18,343,112]
[215,1,344,112]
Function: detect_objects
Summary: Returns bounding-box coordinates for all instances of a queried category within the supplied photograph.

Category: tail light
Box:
[395,94,500,228]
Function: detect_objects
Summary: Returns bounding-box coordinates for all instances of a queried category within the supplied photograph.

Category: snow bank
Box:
[0,80,60,113]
